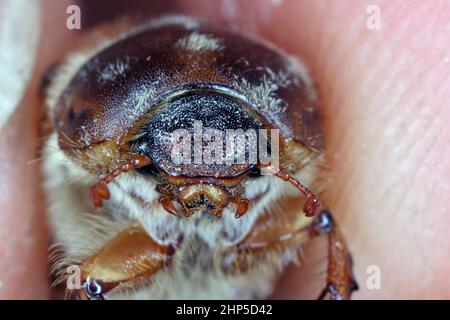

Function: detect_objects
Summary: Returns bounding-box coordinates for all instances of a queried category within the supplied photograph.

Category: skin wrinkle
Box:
[360,2,444,105]
[372,99,448,295]
[375,53,447,217]
[325,10,367,103]
[414,128,447,215]
[339,1,447,221]
[372,61,440,207]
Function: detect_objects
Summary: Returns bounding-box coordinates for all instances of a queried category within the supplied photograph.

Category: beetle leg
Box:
[90,155,152,208]
[67,225,177,300]
[234,209,357,300]
[310,210,358,300]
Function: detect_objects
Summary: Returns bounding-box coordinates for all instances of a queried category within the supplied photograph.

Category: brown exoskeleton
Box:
[43,15,357,300]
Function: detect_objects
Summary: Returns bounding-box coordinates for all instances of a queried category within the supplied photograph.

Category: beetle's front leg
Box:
[234,209,357,300]
[310,210,358,300]
[68,225,177,300]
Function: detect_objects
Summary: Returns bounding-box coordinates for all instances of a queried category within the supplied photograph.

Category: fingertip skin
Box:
[0,0,78,299]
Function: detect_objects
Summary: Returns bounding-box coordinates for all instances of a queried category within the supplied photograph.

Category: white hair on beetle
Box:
[175,32,224,52]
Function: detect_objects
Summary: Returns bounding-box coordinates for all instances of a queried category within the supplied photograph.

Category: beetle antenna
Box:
[263,166,321,217]
[90,155,152,208]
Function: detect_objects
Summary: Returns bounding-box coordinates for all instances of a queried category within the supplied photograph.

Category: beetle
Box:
[43,15,357,300]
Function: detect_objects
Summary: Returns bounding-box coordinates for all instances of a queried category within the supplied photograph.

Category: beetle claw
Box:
[159,196,179,216]
[303,196,321,217]
[235,198,250,219]
[90,184,110,208]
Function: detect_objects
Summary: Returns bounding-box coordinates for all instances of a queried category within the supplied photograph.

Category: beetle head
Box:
[131,89,263,217]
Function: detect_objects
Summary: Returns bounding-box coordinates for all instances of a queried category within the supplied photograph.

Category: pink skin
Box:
[1,0,449,299]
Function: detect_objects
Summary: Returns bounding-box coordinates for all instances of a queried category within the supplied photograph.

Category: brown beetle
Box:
[43,15,357,300]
